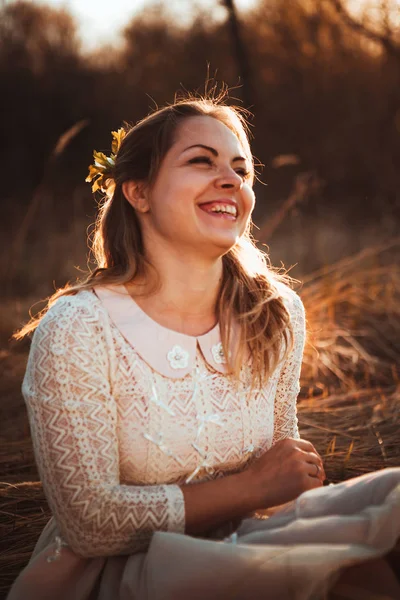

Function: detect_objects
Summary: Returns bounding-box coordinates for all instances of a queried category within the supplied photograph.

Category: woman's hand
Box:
[243,438,326,510]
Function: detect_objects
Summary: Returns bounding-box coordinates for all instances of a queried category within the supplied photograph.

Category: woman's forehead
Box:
[172,115,246,156]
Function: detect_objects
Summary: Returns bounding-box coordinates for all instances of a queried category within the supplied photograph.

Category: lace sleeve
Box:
[22,293,185,558]
[272,291,306,444]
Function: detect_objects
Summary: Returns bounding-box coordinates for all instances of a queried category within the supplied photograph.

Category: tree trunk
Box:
[222,0,254,110]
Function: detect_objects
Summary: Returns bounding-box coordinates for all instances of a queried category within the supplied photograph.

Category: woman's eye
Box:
[236,169,251,179]
[188,157,250,179]
[188,156,213,166]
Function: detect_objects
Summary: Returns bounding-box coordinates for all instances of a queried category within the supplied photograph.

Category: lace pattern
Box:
[23,287,306,558]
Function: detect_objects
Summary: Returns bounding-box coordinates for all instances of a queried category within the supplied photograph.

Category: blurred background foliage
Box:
[1,0,399,298]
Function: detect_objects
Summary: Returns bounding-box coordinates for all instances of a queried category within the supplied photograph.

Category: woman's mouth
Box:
[197,201,238,220]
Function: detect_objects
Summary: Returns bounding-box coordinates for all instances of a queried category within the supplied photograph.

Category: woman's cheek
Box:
[243,186,255,216]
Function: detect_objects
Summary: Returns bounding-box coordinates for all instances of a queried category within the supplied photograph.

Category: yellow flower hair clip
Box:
[86,127,126,194]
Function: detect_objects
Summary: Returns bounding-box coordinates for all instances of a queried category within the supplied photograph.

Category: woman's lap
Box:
[7,468,400,600]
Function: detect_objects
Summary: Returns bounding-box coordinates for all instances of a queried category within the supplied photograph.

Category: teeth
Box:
[209,204,237,216]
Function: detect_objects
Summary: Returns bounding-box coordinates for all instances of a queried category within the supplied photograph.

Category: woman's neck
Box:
[126,252,223,337]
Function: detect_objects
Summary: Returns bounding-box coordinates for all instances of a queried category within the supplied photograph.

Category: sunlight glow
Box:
[7,0,400,51]
[18,0,260,50]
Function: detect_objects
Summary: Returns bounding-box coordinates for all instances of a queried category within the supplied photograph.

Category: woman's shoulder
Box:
[45,288,101,314]
[271,279,305,317]
[34,288,107,335]
[25,289,114,384]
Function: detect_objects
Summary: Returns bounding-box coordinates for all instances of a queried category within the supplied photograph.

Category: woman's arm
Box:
[245,291,307,519]
[180,473,254,536]
[24,293,259,555]
[24,290,310,557]
[23,294,186,558]
[182,292,310,533]
[271,291,306,444]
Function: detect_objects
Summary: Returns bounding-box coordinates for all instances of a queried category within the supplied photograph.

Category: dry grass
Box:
[301,239,400,391]
[0,241,399,598]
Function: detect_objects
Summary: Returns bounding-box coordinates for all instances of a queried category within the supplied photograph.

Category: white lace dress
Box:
[7,284,400,600]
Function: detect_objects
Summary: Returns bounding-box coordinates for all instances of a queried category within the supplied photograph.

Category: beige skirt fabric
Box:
[7,468,400,600]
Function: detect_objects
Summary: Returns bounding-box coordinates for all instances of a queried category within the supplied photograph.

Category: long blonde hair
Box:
[16,95,294,389]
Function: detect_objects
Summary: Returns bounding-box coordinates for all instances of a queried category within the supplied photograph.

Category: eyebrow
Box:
[182,144,247,163]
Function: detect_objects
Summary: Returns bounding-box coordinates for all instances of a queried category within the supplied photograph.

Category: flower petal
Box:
[111,128,126,154]
[85,164,99,183]
[92,177,101,193]
[93,151,110,169]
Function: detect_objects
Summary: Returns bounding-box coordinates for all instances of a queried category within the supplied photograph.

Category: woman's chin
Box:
[202,230,241,254]
[195,207,243,249]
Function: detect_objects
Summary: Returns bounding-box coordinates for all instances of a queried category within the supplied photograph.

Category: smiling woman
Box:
[121,116,255,266]
[8,95,400,600]
[17,98,293,390]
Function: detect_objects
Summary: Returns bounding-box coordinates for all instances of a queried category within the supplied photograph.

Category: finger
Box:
[310,458,326,481]
[296,439,321,457]
[295,439,315,451]
[302,451,326,481]
[290,440,326,480]
[297,441,325,473]
[304,461,325,482]
[300,449,324,469]
[308,462,324,479]
[307,475,324,490]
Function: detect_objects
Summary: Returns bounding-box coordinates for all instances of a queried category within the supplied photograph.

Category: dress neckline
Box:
[93,284,240,378]
[121,284,220,341]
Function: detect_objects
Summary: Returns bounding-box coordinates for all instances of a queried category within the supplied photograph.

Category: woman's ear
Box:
[122,181,150,213]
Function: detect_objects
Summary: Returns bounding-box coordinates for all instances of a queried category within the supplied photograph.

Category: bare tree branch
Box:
[256,172,323,242]
[221,0,254,109]
[329,0,400,57]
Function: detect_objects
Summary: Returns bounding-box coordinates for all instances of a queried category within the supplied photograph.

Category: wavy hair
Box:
[16,94,295,390]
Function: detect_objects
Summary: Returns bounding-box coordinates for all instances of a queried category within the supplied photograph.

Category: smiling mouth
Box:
[197,202,238,220]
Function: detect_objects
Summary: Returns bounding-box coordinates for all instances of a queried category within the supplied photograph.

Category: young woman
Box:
[8,97,400,599]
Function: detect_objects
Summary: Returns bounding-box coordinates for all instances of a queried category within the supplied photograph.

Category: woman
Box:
[8,97,400,599]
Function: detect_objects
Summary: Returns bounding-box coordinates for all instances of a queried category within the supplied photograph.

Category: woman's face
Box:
[135,115,255,258]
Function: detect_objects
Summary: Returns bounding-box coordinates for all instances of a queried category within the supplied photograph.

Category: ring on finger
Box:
[314,463,320,477]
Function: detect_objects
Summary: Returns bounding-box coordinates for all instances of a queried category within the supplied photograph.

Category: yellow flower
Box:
[85,151,113,193]
[86,127,126,194]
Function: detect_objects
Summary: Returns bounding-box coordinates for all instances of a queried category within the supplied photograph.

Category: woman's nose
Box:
[214,168,243,189]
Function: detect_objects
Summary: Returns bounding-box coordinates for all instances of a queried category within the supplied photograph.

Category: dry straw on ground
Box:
[0,240,399,597]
